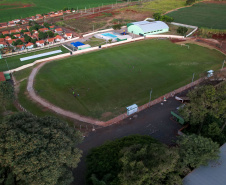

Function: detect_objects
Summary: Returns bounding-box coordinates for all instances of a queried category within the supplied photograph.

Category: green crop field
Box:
[34,40,225,121]
[167,2,226,29]
[0,46,68,72]
[0,0,118,23]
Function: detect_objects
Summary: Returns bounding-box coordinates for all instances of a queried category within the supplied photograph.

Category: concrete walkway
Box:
[27,59,105,126]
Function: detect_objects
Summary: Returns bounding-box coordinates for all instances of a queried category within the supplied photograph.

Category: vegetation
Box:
[112,24,122,30]
[186,0,196,5]
[197,27,226,38]
[177,26,188,36]
[167,2,226,29]
[0,0,118,22]
[34,40,224,121]
[180,83,226,144]
[0,112,82,185]
[0,81,14,111]
[177,134,220,168]
[84,37,105,47]
[86,135,220,185]
[153,13,174,22]
[0,46,68,72]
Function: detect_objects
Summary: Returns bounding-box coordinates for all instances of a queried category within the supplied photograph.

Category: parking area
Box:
[72,95,184,185]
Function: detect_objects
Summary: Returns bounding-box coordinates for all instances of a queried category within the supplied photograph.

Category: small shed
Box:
[207,70,214,78]
[126,104,138,116]
[71,41,85,48]
[127,21,169,36]
[77,44,91,50]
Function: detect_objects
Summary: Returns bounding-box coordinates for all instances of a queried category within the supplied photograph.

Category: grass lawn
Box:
[0,46,68,72]
[84,37,106,47]
[166,2,226,29]
[0,0,118,23]
[34,39,225,121]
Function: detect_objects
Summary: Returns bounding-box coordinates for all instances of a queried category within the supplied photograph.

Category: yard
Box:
[166,2,226,29]
[0,0,118,23]
[34,39,225,121]
[0,46,68,72]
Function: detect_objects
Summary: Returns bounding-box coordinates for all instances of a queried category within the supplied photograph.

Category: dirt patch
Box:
[0,3,34,11]
[101,112,112,119]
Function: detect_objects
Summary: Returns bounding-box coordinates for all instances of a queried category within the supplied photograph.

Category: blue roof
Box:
[71,41,85,47]
[183,143,226,185]
[131,21,169,33]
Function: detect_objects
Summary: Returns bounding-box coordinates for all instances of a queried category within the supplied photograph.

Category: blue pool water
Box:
[101,33,117,38]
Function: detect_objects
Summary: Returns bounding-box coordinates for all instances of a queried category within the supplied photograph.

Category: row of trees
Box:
[86,135,220,185]
[153,13,174,22]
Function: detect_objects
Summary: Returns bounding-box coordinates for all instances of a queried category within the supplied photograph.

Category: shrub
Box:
[177,26,188,36]
[112,24,122,30]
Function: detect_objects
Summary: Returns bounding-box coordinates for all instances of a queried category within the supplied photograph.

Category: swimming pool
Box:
[101,33,117,38]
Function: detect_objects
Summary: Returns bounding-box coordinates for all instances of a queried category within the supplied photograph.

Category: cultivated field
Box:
[34,39,225,121]
[167,2,226,29]
[0,46,68,71]
[0,0,118,22]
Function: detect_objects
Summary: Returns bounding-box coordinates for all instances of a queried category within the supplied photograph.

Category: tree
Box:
[153,13,162,21]
[186,0,195,5]
[38,31,47,40]
[118,144,181,185]
[24,34,32,43]
[46,30,54,38]
[0,82,14,111]
[44,22,51,28]
[180,84,226,144]
[0,113,83,185]
[112,24,122,30]
[0,34,5,38]
[177,134,220,168]
[177,26,188,36]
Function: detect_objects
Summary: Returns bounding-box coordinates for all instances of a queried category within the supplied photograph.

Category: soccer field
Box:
[166,2,226,29]
[34,40,225,121]
[0,0,117,22]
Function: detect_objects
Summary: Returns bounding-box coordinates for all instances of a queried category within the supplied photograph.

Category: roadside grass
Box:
[34,39,225,121]
[0,46,69,72]
[166,2,226,29]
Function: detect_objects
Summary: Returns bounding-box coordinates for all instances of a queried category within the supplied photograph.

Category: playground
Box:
[33,39,224,121]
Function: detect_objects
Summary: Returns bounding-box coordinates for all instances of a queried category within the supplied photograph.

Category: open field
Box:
[167,2,226,29]
[34,39,225,121]
[0,0,119,23]
[0,46,68,72]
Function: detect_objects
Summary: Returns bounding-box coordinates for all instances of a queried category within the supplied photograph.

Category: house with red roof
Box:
[13,34,21,38]
[19,38,25,43]
[64,33,72,39]
[49,25,55,30]
[0,38,5,42]
[1,31,9,35]
[8,21,16,27]
[54,35,65,42]
[7,39,17,46]
[16,45,25,51]
[10,29,19,34]
[46,38,55,44]
[36,40,45,47]
[24,32,31,36]
[0,42,8,48]
[55,28,63,33]
[0,72,6,82]
[31,33,39,40]
[0,22,8,29]
[26,42,34,49]
[39,28,49,32]
[5,36,11,40]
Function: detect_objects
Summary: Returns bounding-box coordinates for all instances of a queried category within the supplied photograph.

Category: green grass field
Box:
[0,46,68,72]
[34,40,225,121]
[167,2,226,29]
[0,0,118,23]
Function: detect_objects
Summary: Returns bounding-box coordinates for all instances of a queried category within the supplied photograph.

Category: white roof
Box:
[207,70,214,73]
[131,21,169,33]
[183,143,226,185]
[126,104,138,110]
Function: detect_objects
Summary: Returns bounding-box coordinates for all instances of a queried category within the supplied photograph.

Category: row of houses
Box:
[0,9,74,29]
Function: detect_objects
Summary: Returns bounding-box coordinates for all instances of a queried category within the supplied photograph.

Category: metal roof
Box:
[131,21,169,33]
[183,143,226,185]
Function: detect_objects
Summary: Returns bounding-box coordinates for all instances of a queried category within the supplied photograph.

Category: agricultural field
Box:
[34,39,224,121]
[0,0,118,23]
[167,2,226,29]
[0,46,68,72]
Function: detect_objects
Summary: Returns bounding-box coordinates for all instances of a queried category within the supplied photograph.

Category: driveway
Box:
[72,96,183,185]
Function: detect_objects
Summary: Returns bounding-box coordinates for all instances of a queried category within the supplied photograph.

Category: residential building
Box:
[46,38,55,44]
[25,42,34,49]
[36,40,45,47]
[64,33,72,39]
[0,42,8,48]
[55,28,63,34]
[54,35,65,42]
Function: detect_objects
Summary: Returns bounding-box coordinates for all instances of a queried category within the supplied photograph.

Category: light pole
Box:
[192,73,195,83]
[222,59,225,69]
[149,88,152,107]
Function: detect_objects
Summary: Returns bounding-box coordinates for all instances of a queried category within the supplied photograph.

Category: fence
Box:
[104,78,204,126]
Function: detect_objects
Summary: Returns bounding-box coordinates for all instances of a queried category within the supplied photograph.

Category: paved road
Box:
[72,97,183,185]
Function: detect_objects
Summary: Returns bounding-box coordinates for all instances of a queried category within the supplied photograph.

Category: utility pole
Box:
[93,25,94,32]
[192,73,195,83]
[149,88,152,107]
[93,7,94,14]
[5,59,10,72]
[222,59,225,69]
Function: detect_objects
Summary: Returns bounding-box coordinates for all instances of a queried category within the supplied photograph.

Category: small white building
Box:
[126,104,138,116]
